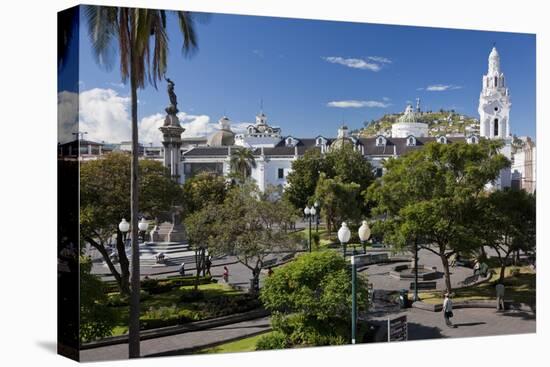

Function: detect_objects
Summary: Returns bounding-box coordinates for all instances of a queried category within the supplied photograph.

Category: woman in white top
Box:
[443,293,455,327]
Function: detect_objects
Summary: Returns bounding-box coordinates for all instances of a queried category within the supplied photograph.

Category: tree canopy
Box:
[284,145,374,212]
[367,140,510,292]
[182,171,228,216]
[259,251,368,346]
[80,152,183,293]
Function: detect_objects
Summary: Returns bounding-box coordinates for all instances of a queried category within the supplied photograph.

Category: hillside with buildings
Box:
[354,108,480,138]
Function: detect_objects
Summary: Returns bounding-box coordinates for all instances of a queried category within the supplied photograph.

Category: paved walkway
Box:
[79,316,271,362]
[370,307,535,340]
[80,306,534,362]
[361,248,473,291]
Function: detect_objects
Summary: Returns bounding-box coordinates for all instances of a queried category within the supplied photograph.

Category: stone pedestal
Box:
[160,104,185,183]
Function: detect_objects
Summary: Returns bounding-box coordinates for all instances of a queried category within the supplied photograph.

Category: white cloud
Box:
[327,100,391,108]
[322,56,392,71]
[66,88,249,146]
[367,56,392,64]
[252,49,265,58]
[419,84,462,92]
[58,90,79,144]
[78,88,132,143]
[322,57,380,71]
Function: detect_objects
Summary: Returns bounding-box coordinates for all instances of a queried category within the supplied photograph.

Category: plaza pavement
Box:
[361,248,473,291]
[79,306,535,361]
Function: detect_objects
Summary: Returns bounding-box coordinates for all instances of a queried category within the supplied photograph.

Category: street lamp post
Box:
[350,255,357,344]
[119,217,139,357]
[138,218,148,242]
[304,206,313,252]
[413,238,419,302]
[338,222,351,257]
[358,221,371,255]
[314,201,320,232]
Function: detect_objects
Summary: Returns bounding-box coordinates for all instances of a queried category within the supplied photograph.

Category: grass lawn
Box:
[419,265,535,306]
[107,282,252,337]
[197,332,272,354]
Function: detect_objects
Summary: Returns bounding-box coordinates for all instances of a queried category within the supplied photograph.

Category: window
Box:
[494,118,499,136]
[438,136,446,144]
[407,137,415,146]
[278,168,284,179]
[375,168,383,177]
[494,76,498,87]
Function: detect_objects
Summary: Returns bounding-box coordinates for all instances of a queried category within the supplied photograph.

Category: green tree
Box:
[259,251,368,347]
[367,140,510,293]
[478,189,536,281]
[284,146,374,213]
[80,152,183,294]
[80,256,116,343]
[284,149,325,209]
[230,147,257,181]
[182,171,228,216]
[314,173,362,238]
[186,183,297,288]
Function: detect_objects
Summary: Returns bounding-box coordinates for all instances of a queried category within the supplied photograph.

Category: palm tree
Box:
[230,147,257,181]
[83,6,199,358]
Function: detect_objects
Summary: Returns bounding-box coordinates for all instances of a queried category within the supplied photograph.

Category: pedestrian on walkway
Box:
[267,267,274,277]
[443,293,455,328]
[179,262,185,276]
[205,256,212,276]
[496,282,505,311]
[223,266,229,283]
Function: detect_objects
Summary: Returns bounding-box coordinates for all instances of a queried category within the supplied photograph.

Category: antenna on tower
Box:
[416,97,421,113]
[260,98,264,113]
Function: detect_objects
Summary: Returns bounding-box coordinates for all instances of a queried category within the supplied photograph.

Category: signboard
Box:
[388,315,408,342]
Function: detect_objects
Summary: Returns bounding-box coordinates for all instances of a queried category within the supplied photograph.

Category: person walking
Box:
[223,266,229,283]
[443,293,455,328]
[178,262,185,276]
[205,256,212,276]
[495,282,505,311]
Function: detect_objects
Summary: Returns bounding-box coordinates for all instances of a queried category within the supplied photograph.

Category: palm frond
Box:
[176,11,198,56]
[84,5,118,72]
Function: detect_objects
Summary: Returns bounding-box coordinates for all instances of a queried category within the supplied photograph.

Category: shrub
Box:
[140,305,201,330]
[255,331,288,350]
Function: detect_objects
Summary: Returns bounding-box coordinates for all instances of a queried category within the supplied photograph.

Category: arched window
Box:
[494,76,498,88]
[494,118,499,137]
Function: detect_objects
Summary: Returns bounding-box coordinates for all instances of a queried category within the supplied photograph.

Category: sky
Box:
[61,7,536,145]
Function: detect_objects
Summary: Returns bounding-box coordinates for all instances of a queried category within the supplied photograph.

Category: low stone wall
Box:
[411,300,534,313]
[81,308,270,349]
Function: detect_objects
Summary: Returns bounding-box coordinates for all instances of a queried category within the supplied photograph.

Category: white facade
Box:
[391,104,429,138]
[478,47,511,139]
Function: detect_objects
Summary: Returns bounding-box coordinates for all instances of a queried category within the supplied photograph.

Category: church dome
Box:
[207,116,235,146]
[331,125,354,149]
[397,104,418,123]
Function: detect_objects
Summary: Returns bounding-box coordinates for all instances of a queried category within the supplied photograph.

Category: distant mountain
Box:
[352,109,480,137]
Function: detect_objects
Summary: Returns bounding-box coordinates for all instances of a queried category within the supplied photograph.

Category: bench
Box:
[409,281,437,290]
[262,258,277,268]
[280,253,295,262]
[371,243,385,248]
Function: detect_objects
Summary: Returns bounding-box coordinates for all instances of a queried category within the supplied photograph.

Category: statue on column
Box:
[163,77,181,126]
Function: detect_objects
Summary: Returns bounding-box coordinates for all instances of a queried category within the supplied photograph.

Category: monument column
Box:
[159,77,185,183]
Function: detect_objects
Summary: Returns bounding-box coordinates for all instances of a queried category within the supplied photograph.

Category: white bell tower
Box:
[478,46,511,139]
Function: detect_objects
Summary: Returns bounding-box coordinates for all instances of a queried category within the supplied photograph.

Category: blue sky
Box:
[73,9,536,143]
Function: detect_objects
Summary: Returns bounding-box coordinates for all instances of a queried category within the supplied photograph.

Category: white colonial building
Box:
[59,47,534,194]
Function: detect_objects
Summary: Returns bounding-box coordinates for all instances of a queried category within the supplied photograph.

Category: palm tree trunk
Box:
[128,12,141,359]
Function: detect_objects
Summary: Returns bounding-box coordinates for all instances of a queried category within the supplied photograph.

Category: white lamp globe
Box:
[358,220,371,242]
[314,201,320,208]
[310,207,317,216]
[304,206,311,216]
[118,218,130,233]
[138,218,148,232]
[338,222,351,244]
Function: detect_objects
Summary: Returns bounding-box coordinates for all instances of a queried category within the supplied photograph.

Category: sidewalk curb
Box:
[81,309,270,350]
[411,300,535,313]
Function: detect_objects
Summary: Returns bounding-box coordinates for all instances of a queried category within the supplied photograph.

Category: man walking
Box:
[496,282,505,311]
[443,293,455,328]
